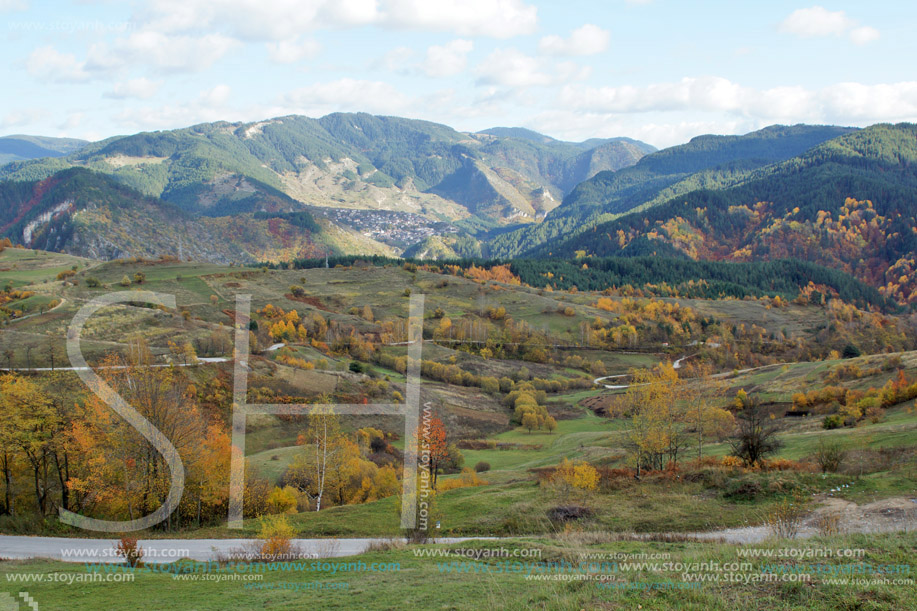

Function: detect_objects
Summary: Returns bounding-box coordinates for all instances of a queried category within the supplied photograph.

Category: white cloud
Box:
[25,46,90,82]
[421,39,473,77]
[558,77,917,125]
[115,104,242,132]
[372,46,415,72]
[58,113,84,131]
[88,32,239,73]
[382,0,537,38]
[105,77,162,100]
[266,38,322,64]
[539,24,610,56]
[1,108,48,129]
[123,32,239,72]
[476,48,589,88]
[849,26,880,45]
[477,49,552,87]
[198,84,232,107]
[281,78,412,115]
[138,0,535,40]
[779,6,879,45]
[529,110,745,148]
[0,0,28,12]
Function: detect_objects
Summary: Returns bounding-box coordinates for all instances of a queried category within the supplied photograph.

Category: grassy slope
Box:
[1,251,915,542]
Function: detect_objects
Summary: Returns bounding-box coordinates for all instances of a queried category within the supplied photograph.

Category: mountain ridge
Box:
[0,113,653,230]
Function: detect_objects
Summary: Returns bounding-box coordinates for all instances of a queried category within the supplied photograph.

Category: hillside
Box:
[533,123,917,304]
[0,134,88,165]
[487,125,856,258]
[0,114,652,231]
[0,168,396,263]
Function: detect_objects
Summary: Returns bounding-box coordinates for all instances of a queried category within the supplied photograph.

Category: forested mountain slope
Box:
[533,123,917,304]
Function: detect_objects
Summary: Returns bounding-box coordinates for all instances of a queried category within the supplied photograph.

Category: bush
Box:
[547,505,593,522]
[438,468,486,492]
[721,455,745,469]
[550,458,599,493]
[85,277,101,288]
[813,439,845,473]
[723,478,762,501]
[349,361,364,374]
[474,461,491,473]
[257,515,297,561]
[115,537,144,567]
[265,486,299,514]
[822,415,843,430]
[842,344,862,359]
[766,494,805,539]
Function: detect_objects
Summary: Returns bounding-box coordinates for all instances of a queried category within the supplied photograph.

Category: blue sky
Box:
[2,0,915,147]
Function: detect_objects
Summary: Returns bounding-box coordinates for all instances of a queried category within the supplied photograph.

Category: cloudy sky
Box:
[2,0,915,147]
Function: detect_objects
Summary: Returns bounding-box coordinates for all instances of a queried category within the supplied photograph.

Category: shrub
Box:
[766,494,805,539]
[85,277,101,288]
[474,461,491,473]
[119,275,131,287]
[265,486,299,514]
[723,478,762,501]
[760,458,807,472]
[551,458,599,493]
[842,344,861,359]
[822,415,843,430]
[258,514,297,561]
[115,537,144,567]
[438,468,486,492]
[813,439,845,473]
[547,505,593,522]
[815,512,843,536]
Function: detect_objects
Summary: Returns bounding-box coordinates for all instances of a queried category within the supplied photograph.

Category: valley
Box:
[2,119,916,611]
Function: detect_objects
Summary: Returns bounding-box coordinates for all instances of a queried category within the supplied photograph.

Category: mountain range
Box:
[0,135,88,165]
[2,114,917,304]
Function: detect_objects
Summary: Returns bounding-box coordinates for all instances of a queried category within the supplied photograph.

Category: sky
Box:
[1,0,916,148]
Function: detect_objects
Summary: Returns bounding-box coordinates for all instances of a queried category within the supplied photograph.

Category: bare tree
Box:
[730,396,783,466]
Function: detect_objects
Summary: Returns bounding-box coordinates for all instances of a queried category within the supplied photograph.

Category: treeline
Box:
[253,210,320,232]
[510,258,894,310]
[268,253,893,311]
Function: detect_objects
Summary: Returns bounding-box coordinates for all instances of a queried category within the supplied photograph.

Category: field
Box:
[2,534,914,610]
[1,249,916,610]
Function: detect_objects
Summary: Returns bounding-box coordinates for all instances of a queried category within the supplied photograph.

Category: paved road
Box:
[0,535,492,564]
